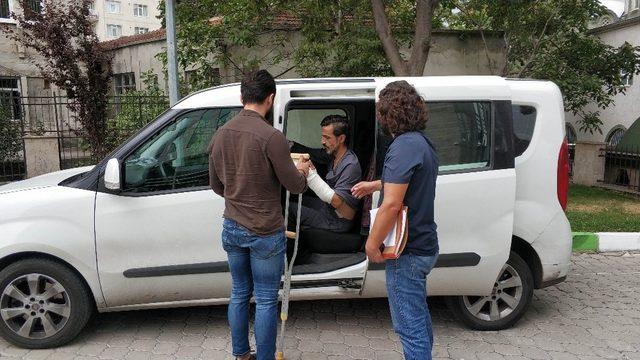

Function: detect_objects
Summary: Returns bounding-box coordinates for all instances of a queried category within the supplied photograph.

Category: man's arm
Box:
[366,183,408,263]
[267,132,308,194]
[208,147,224,196]
[306,161,361,220]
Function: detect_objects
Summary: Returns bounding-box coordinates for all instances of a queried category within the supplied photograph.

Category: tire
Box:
[0,258,94,348]
[446,251,534,331]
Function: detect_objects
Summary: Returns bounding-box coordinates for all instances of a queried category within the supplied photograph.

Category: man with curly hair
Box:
[352,80,439,360]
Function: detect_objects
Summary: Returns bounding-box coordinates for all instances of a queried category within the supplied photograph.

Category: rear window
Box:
[376,101,492,175]
[512,105,537,157]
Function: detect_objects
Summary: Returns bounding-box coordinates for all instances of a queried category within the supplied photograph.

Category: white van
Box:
[0,76,572,348]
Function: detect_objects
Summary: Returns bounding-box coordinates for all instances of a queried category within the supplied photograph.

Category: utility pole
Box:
[166,0,180,106]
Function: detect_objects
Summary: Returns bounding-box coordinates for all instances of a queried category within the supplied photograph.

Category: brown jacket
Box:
[209,109,307,235]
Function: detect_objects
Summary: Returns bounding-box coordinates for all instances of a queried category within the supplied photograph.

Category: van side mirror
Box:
[104,158,121,190]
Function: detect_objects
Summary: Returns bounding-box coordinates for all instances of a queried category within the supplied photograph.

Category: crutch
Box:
[275,189,303,360]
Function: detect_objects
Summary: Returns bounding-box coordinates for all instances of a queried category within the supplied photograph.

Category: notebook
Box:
[369,206,409,259]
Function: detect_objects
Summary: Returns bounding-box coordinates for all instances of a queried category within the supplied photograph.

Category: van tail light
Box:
[557,138,570,211]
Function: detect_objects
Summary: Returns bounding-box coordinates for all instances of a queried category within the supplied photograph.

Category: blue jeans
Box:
[222,218,285,360]
[385,252,439,360]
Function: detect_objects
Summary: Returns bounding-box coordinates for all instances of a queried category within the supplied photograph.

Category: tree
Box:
[163,0,451,84]
[3,0,113,158]
[158,0,293,90]
[371,0,440,76]
[448,0,640,135]
[0,102,22,162]
[293,0,394,77]
[104,71,169,152]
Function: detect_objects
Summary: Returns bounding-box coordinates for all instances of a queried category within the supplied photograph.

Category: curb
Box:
[572,232,598,251]
[598,232,640,252]
[572,232,640,252]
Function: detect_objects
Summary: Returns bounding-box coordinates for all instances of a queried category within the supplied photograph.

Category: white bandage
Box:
[307,169,335,204]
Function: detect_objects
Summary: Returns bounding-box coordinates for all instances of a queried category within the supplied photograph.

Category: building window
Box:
[0,77,22,119]
[607,127,626,147]
[114,73,136,94]
[107,1,121,14]
[26,0,42,13]
[622,70,634,86]
[0,0,10,19]
[107,24,122,38]
[133,4,148,17]
[632,0,640,11]
[134,27,149,34]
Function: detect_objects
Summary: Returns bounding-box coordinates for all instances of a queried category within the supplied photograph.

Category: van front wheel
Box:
[446,251,534,331]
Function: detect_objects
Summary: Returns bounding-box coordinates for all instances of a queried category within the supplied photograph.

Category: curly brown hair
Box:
[376,80,428,137]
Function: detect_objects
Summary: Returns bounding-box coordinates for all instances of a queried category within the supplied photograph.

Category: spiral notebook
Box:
[369,206,409,259]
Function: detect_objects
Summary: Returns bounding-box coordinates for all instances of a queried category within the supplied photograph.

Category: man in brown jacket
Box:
[209,70,309,360]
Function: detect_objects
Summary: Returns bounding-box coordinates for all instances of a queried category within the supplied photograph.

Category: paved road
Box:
[1,252,640,359]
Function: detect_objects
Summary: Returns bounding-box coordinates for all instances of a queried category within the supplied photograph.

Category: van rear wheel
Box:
[446,251,533,331]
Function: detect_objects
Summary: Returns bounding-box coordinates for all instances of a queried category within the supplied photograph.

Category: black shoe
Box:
[236,353,256,360]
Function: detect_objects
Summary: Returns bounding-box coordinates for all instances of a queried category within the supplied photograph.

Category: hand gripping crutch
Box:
[275,189,303,360]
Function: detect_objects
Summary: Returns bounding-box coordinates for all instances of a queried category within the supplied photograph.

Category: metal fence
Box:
[602,144,640,193]
[568,143,575,179]
[0,93,168,182]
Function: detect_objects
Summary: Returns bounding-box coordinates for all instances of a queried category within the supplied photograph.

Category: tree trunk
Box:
[371,0,439,76]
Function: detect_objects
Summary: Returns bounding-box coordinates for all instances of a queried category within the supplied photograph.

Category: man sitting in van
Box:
[288,115,362,254]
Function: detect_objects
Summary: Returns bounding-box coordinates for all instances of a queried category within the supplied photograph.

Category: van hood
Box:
[0,166,95,195]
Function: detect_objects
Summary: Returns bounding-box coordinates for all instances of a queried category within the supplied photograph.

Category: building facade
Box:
[90,0,162,41]
[567,0,640,190]
[566,0,640,147]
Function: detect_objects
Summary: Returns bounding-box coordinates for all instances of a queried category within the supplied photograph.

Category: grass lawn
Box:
[567,184,640,233]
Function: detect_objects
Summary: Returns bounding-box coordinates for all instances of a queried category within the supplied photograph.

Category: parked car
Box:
[0,76,572,348]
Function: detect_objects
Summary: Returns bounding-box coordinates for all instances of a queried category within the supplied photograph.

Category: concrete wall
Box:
[572,142,606,186]
[23,135,61,178]
[109,39,167,91]
[423,30,506,76]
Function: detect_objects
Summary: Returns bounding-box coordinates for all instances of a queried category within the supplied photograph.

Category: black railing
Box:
[568,143,575,179]
[602,144,640,193]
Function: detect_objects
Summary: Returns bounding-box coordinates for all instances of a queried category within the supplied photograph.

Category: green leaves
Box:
[0,103,23,161]
[450,0,640,135]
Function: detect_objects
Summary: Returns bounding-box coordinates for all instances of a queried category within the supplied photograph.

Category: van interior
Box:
[284,98,377,275]
[283,95,498,275]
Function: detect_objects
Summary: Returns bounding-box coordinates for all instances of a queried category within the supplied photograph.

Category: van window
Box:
[427,101,491,172]
[123,107,240,193]
[512,105,536,157]
[286,108,348,148]
[376,101,492,174]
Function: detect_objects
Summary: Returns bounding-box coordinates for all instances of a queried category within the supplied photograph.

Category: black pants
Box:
[286,197,359,264]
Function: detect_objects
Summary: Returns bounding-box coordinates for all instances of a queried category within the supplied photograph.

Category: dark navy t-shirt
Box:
[380,131,439,256]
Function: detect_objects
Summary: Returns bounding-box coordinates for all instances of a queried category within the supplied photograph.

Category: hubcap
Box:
[462,264,523,322]
[0,273,71,339]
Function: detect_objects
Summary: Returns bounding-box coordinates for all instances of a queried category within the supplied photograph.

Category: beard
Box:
[324,146,334,156]
[265,108,274,126]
